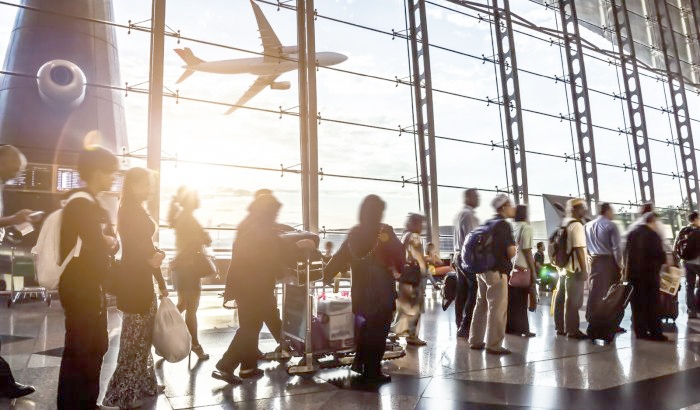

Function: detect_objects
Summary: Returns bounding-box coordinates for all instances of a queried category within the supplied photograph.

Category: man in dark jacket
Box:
[214,193,297,383]
[626,212,667,342]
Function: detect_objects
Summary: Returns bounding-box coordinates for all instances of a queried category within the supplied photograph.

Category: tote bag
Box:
[152,297,191,362]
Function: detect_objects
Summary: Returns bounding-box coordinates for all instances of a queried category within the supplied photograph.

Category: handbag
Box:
[509,265,531,288]
[152,297,191,362]
[173,247,217,278]
[399,262,422,285]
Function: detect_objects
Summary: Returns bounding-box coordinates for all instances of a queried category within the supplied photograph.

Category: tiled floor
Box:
[3,287,700,409]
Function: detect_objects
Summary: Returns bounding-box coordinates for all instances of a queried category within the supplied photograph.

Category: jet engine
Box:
[280,46,298,55]
[36,59,87,109]
[270,81,291,90]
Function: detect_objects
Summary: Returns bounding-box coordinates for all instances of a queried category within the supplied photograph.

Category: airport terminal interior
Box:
[5,0,700,408]
[1,287,700,409]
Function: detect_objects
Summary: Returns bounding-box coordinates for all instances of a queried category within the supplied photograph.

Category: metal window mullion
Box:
[407,0,440,243]
[558,0,599,207]
[492,0,528,205]
[653,0,700,208]
[610,0,656,204]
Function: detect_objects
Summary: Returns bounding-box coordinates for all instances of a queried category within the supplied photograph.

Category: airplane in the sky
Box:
[174,0,347,115]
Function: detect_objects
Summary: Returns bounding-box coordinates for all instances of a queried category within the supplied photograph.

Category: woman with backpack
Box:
[103,167,168,408]
[168,186,211,361]
[393,213,428,346]
[506,204,538,337]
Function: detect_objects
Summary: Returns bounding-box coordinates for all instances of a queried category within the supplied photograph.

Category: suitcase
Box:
[658,290,679,322]
[587,282,634,342]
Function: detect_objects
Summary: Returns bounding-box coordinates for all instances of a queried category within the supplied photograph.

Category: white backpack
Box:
[31,192,94,289]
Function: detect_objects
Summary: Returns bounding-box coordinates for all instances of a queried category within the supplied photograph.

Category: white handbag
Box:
[152,297,191,362]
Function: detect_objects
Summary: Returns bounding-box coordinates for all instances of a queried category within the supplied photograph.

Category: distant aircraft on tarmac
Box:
[174,0,348,115]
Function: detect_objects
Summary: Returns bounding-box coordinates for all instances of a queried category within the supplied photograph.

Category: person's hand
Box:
[11,209,32,224]
[160,288,169,297]
[105,235,119,252]
[296,239,316,250]
[528,287,538,311]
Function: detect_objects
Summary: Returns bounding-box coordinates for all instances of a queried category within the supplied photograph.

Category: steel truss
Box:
[652,0,700,208]
[557,0,599,207]
[492,0,529,205]
[610,0,656,205]
[407,0,440,242]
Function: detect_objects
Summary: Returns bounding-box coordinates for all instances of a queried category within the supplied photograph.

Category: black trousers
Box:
[455,269,477,332]
[57,286,108,410]
[219,295,263,371]
[0,351,15,393]
[630,279,663,337]
[262,291,282,343]
[586,255,619,332]
[355,309,392,377]
[686,263,700,313]
[506,285,530,334]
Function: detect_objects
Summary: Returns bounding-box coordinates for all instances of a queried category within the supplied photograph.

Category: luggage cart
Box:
[6,246,50,308]
[282,250,404,376]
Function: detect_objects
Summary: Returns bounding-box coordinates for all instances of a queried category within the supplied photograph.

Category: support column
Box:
[653,0,700,208]
[492,0,529,205]
[407,0,440,243]
[557,0,599,207]
[296,0,310,231]
[610,0,655,204]
[306,0,319,234]
[147,0,166,237]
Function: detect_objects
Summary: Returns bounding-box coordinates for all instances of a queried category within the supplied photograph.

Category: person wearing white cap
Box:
[468,194,517,355]
[553,198,589,339]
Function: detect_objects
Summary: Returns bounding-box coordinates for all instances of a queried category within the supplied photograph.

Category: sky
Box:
[1,0,698,244]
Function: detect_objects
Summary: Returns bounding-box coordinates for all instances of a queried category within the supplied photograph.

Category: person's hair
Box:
[689,211,699,223]
[405,213,425,233]
[324,241,333,249]
[77,146,118,181]
[254,188,273,198]
[599,202,612,216]
[359,195,385,227]
[168,185,198,228]
[643,212,657,224]
[120,167,151,207]
[464,188,478,202]
[638,202,653,216]
[536,241,544,249]
[515,204,528,222]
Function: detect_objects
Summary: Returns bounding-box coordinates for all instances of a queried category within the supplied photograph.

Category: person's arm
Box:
[324,240,350,285]
[610,222,622,270]
[571,221,588,276]
[0,209,33,227]
[574,247,588,276]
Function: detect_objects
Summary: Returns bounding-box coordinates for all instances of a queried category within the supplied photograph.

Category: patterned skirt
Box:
[103,296,158,407]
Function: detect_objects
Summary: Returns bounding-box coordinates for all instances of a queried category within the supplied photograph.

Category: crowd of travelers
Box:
[0,144,695,408]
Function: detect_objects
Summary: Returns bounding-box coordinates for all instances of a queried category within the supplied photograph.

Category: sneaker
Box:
[486,347,511,355]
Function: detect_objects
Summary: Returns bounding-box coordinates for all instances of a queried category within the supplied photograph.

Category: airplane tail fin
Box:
[176,69,195,84]
[174,47,204,66]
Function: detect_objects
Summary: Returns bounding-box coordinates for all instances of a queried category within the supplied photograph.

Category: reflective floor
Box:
[3,287,700,409]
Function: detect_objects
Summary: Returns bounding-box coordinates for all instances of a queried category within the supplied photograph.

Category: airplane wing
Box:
[250,0,282,61]
[224,74,279,115]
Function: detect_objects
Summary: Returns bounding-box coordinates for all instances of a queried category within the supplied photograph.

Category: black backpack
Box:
[674,225,700,261]
[548,220,579,268]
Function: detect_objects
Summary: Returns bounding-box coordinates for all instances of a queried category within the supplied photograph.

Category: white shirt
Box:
[511,221,533,269]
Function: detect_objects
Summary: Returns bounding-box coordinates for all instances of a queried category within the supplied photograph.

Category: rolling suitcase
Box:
[657,290,679,322]
[587,282,633,343]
